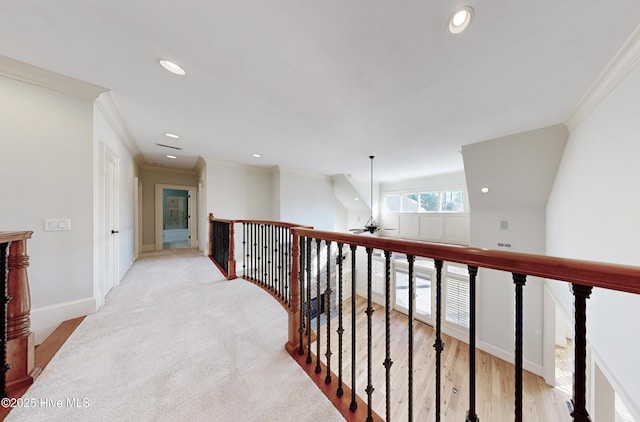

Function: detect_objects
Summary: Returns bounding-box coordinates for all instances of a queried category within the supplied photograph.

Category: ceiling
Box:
[1,1,639,182]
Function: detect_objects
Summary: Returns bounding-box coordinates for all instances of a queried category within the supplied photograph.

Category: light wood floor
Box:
[309,296,572,421]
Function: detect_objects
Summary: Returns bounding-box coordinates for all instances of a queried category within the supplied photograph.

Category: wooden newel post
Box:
[286,233,300,353]
[228,222,236,279]
[6,232,38,394]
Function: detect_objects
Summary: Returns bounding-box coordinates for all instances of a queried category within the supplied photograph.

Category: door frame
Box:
[154,183,197,251]
[98,142,119,308]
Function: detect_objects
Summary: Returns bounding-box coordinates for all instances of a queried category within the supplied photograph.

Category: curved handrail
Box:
[291,227,640,295]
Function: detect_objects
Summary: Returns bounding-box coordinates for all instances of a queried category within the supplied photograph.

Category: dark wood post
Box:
[228,221,236,279]
[4,232,38,394]
[285,233,300,354]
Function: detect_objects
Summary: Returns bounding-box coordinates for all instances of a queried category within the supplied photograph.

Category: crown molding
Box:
[94,92,144,165]
[566,24,640,131]
[0,54,108,100]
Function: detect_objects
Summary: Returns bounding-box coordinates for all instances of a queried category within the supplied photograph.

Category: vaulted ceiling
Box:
[1,1,639,181]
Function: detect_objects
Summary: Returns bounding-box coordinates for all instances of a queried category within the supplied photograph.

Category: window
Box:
[445,264,470,328]
[419,192,439,212]
[383,189,465,213]
[384,194,400,213]
[441,190,464,212]
[401,193,420,212]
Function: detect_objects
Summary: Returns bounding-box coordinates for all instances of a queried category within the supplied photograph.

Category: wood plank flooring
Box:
[309,296,571,421]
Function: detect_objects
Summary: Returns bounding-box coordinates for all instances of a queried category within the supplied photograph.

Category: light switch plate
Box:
[44,219,71,231]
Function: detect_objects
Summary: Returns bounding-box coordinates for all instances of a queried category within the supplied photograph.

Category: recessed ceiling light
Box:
[164,133,180,139]
[252,154,261,158]
[355,197,359,201]
[159,59,186,76]
[166,155,177,159]
[481,187,490,193]
[449,6,473,34]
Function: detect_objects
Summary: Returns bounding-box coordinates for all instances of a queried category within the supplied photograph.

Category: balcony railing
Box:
[209,217,640,422]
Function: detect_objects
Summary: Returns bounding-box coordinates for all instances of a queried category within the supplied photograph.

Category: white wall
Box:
[0,75,96,339]
[276,167,334,230]
[205,159,274,221]
[93,100,138,281]
[462,125,568,375]
[547,56,640,415]
[205,159,275,263]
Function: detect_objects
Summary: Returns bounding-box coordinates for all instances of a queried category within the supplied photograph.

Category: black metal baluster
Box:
[365,247,374,422]
[325,240,333,384]
[242,223,246,279]
[275,226,280,299]
[513,273,527,422]
[246,223,251,279]
[466,265,479,422]
[284,228,290,303]
[263,224,268,287]
[0,242,10,399]
[350,244,358,412]
[252,223,258,281]
[284,228,293,304]
[570,284,593,422]
[407,254,416,422]
[298,236,306,355]
[268,225,273,292]
[433,260,444,422]
[336,243,345,397]
[315,238,322,374]
[306,237,313,364]
[272,225,276,293]
[383,250,393,422]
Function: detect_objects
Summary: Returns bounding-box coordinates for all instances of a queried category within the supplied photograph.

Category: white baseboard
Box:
[478,340,543,377]
[31,297,96,345]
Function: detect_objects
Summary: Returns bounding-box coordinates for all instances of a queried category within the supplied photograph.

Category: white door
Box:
[103,145,119,300]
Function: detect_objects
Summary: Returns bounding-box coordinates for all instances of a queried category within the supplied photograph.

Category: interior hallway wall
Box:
[547,51,640,416]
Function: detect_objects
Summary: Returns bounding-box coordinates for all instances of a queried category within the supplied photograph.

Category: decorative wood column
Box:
[1,231,38,395]
[285,233,300,354]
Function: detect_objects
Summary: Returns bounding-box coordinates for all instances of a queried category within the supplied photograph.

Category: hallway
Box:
[7,250,343,421]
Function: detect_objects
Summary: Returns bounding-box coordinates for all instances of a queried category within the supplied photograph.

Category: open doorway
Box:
[154,184,197,251]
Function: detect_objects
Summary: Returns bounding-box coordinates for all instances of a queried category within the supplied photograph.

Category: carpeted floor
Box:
[7,249,344,422]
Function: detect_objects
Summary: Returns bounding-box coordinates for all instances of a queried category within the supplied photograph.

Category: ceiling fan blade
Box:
[349,228,366,234]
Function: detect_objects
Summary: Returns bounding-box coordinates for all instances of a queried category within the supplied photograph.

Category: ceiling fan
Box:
[349,155,393,235]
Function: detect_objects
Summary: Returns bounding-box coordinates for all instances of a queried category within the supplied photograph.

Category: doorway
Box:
[100,142,119,308]
[154,184,197,250]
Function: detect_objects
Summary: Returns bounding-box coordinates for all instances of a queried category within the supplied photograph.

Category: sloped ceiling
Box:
[1,1,639,182]
[462,124,568,209]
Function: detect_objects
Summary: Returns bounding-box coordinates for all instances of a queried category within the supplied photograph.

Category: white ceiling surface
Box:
[1,1,639,182]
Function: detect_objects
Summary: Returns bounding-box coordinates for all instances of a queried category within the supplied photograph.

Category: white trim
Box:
[566,23,640,131]
[477,340,543,377]
[0,54,107,100]
[588,343,640,422]
[31,297,97,345]
[94,92,143,162]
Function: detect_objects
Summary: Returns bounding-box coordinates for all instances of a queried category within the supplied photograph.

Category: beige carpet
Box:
[8,249,344,422]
